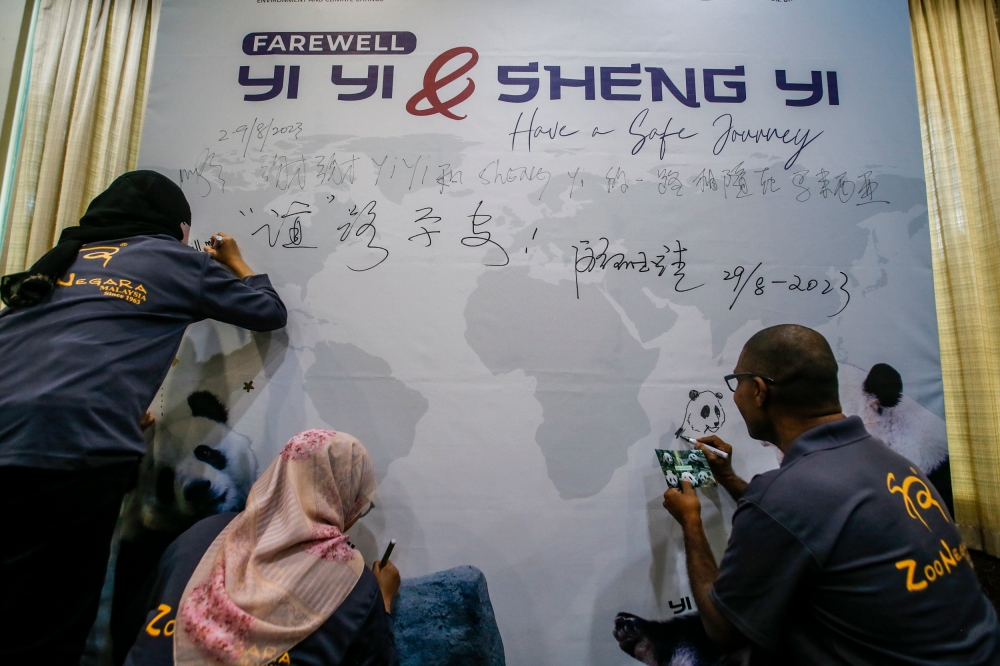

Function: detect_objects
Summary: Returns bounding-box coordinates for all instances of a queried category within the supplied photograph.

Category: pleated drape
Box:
[2,0,160,276]
[910,0,1000,556]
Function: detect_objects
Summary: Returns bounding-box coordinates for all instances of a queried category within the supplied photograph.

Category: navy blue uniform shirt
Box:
[123,513,398,666]
[0,235,287,469]
[710,416,1000,664]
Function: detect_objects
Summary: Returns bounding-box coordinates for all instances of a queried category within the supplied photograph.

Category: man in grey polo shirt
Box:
[662,324,1000,664]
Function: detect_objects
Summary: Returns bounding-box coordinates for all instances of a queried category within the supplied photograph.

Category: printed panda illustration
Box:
[839,363,948,473]
[665,470,678,487]
[122,390,258,536]
[697,470,712,483]
[682,390,726,436]
[614,612,751,666]
[838,362,951,510]
[680,471,697,486]
[112,390,258,662]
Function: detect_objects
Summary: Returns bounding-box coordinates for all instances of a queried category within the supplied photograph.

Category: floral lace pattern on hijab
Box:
[280,429,334,462]
[305,524,356,562]
[174,429,377,666]
[179,560,256,662]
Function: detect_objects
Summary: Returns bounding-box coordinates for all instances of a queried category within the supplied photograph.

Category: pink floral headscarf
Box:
[173,430,377,665]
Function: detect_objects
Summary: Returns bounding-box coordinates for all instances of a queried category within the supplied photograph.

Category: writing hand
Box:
[662,480,702,528]
[372,559,401,613]
[695,436,734,478]
[696,436,748,501]
[205,232,255,279]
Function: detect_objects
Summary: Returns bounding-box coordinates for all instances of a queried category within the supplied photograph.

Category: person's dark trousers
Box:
[0,462,137,666]
[111,529,179,666]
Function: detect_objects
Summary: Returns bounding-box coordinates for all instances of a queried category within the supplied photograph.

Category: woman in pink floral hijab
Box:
[122,429,399,666]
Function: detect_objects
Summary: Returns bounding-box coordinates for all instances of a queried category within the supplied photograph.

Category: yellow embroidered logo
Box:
[888,467,971,592]
[895,539,970,592]
[265,652,291,665]
[145,604,175,637]
[886,467,949,530]
[54,273,148,305]
[239,645,287,666]
[100,278,147,305]
[79,245,121,267]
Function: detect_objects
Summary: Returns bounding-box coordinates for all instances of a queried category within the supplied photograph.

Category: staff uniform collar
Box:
[780,415,869,467]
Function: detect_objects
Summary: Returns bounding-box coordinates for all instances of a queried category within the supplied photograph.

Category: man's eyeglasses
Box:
[724,372,776,392]
[358,501,375,519]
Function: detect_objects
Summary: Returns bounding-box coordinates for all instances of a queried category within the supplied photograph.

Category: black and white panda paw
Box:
[614,613,667,666]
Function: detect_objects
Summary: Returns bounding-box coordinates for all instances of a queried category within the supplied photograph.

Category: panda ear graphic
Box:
[863,363,903,409]
[188,391,228,424]
[714,392,723,399]
[689,389,700,401]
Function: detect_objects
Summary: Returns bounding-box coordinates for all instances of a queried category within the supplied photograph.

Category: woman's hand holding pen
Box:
[205,233,255,279]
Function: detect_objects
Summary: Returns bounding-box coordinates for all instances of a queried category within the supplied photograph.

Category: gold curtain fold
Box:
[910,0,1000,556]
[2,0,160,276]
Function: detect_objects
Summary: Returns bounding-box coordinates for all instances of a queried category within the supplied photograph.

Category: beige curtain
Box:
[2,0,160,276]
[910,0,1000,556]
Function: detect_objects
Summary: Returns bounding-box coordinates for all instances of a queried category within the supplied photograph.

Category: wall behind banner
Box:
[0,0,29,154]
[137,1,944,664]
[0,0,32,260]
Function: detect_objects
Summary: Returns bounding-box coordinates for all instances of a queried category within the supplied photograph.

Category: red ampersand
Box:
[406,46,479,120]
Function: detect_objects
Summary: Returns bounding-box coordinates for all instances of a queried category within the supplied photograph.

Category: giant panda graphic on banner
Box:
[137,1,941,663]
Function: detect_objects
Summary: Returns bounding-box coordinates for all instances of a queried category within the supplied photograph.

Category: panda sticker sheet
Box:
[133,1,946,664]
[656,450,717,489]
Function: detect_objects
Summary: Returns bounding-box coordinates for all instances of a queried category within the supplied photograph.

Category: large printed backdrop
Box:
[139,2,941,663]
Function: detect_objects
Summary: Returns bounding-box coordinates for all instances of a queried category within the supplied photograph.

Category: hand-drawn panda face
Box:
[683,390,726,435]
[130,391,258,534]
[664,470,678,487]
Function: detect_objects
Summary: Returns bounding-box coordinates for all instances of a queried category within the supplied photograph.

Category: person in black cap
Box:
[0,171,286,666]
[659,324,1000,665]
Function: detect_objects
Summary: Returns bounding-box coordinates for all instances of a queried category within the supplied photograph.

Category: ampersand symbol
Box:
[406,46,479,120]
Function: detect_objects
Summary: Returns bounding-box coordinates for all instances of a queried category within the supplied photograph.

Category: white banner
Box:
[139,2,942,663]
